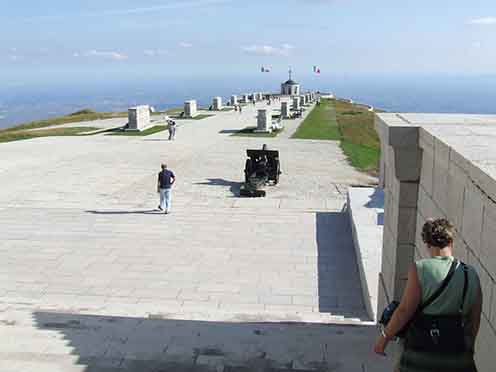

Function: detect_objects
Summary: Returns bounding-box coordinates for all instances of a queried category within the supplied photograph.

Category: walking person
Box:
[168,120,176,141]
[374,218,482,372]
[157,164,176,214]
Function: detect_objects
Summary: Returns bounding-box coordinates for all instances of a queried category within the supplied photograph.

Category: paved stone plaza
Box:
[0,99,389,371]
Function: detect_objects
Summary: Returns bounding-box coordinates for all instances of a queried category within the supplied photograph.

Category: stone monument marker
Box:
[128,105,150,131]
[300,95,306,107]
[281,102,290,119]
[213,97,222,111]
[255,109,272,133]
[293,97,300,111]
[231,95,238,106]
[184,100,198,118]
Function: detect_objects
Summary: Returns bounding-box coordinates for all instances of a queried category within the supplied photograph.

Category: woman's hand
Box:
[373,335,388,356]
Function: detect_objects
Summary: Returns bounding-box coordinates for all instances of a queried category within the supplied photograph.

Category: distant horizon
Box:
[3,73,496,129]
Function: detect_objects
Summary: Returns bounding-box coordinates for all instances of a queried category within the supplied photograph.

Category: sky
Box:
[1,0,496,86]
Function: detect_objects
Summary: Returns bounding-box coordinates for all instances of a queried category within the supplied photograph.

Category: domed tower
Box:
[280,67,300,96]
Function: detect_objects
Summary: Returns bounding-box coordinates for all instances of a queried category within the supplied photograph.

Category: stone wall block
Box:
[491,280,496,331]
[447,160,467,230]
[452,233,468,263]
[419,128,434,149]
[418,184,445,221]
[467,249,494,319]
[481,199,496,275]
[474,314,496,370]
[388,126,419,147]
[396,244,415,283]
[415,212,430,259]
[432,138,450,215]
[462,181,484,256]
[394,148,423,181]
[397,207,417,244]
[399,182,419,208]
[420,146,434,197]
[467,163,496,205]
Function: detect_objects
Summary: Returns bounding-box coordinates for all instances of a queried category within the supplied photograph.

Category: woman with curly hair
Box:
[374,218,483,372]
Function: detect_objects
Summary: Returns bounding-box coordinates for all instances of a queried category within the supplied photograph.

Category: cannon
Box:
[240,145,281,197]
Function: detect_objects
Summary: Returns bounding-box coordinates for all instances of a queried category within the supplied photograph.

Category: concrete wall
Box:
[375,113,496,371]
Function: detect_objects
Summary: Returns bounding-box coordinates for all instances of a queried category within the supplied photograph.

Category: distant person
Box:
[239,105,243,114]
[374,218,482,372]
[157,164,176,214]
[168,120,176,141]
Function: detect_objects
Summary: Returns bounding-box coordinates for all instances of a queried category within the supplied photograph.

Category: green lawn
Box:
[106,125,167,136]
[0,127,100,143]
[232,126,282,138]
[291,100,341,140]
[334,99,380,174]
[0,109,127,132]
[292,98,380,174]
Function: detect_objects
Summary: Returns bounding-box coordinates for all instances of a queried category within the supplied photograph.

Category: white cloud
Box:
[101,0,231,16]
[467,17,496,25]
[472,41,482,48]
[75,50,128,60]
[179,42,193,48]
[241,44,294,56]
[20,0,231,22]
[144,49,169,57]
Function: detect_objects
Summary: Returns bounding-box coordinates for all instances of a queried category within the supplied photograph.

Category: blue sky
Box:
[2,0,496,85]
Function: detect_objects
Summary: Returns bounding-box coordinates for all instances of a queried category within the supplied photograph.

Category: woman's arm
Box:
[374,264,422,355]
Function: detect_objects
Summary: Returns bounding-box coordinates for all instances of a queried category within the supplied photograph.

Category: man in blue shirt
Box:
[157,164,176,214]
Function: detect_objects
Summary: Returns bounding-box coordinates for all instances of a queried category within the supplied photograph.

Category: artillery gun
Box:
[240,145,281,197]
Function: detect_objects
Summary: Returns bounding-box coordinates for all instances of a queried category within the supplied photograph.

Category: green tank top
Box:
[415,256,480,315]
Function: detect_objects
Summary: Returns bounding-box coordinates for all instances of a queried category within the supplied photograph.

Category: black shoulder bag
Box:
[404,260,469,353]
[379,260,462,340]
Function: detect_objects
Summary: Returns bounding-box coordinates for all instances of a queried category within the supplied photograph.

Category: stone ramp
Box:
[0,310,392,372]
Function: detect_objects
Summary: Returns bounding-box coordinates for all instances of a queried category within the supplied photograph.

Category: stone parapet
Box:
[376,113,496,371]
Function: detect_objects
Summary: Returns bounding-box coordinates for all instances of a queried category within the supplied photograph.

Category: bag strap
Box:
[419,259,458,312]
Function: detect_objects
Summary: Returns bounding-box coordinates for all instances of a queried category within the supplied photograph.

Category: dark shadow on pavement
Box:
[316,212,369,320]
[32,311,390,372]
[219,129,239,134]
[195,178,242,196]
[86,209,163,215]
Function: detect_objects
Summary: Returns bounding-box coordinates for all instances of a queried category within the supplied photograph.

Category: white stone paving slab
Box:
[0,100,384,371]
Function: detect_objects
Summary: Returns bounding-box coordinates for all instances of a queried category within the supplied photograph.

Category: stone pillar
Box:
[375,114,422,313]
[241,94,249,103]
[255,109,272,133]
[231,95,238,106]
[292,97,300,111]
[300,95,305,107]
[128,105,150,131]
[281,102,289,119]
[184,100,198,118]
[212,97,222,111]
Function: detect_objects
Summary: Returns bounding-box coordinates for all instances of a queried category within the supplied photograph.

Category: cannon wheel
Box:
[274,161,280,185]
[244,159,252,183]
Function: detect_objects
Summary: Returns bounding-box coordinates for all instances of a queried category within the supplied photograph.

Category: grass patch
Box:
[334,99,380,173]
[0,127,100,143]
[0,109,127,132]
[231,126,282,138]
[292,98,381,174]
[292,99,340,140]
[106,125,167,136]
